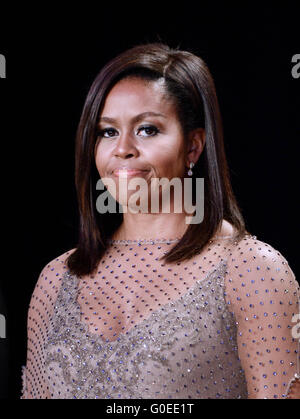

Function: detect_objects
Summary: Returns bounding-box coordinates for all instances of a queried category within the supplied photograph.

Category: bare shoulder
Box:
[217,219,236,238]
[212,219,240,241]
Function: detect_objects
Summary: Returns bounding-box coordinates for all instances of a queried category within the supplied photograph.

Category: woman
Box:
[21,43,299,399]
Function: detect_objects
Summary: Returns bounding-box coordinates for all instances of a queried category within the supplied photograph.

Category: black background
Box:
[0,4,299,399]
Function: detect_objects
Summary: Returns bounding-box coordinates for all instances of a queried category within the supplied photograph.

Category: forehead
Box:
[101,77,173,114]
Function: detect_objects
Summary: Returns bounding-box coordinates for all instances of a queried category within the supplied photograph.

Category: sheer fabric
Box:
[21,234,299,399]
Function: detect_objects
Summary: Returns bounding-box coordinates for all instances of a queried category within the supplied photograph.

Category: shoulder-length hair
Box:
[66,42,247,276]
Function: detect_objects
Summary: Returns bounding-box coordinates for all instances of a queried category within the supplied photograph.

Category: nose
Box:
[113,130,138,159]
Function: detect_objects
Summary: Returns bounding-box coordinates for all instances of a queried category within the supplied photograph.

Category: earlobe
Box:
[185,128,206,169]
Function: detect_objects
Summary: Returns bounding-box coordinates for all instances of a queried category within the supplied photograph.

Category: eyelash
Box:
[97,125,160,139]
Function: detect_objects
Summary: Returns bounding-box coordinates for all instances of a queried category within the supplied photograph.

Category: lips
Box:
[113,168,149,177]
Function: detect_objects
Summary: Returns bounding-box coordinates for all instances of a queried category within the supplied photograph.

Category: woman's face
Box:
[94,77,193,208]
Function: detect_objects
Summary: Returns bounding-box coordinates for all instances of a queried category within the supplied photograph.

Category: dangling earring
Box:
[188,162,194,176]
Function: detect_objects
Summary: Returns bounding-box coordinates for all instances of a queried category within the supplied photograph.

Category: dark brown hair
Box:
[66,42,247,276]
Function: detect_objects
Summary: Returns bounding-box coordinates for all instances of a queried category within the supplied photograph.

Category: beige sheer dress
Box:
[21,233,299,399]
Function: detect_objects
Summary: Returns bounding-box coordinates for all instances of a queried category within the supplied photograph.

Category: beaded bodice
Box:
[21,234,300,399]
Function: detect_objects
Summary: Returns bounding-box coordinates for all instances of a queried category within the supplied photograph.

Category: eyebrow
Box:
[98,111,167,124]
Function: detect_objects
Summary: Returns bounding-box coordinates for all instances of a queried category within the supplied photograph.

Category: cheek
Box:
[153,144,185,175]
[94,143,109,176]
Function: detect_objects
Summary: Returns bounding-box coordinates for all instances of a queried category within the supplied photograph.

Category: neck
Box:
[111,212,190,242]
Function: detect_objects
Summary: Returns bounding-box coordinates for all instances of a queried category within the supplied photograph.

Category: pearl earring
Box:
[188,162,194,176]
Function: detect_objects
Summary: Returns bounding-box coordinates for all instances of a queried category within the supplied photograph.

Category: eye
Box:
[96,125,160,139]
[97,128,118,138]
[137,125,160,137]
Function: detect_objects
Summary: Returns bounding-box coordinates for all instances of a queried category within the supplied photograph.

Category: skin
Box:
[94,76,208,240]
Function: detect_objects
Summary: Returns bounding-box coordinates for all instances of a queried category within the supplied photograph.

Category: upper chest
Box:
[73,245,229,341]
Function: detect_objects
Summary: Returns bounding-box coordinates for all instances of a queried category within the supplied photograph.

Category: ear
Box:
[185,128,206,168]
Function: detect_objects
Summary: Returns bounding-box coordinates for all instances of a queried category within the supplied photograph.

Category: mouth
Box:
[112,169,149,178]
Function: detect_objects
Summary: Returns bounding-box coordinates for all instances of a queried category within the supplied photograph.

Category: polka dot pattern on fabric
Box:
[21,234,299,399]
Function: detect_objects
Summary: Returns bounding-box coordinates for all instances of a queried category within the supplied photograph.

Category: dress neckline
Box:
[63,259,229,344]
[107,237,181,245]
[107,234,238,246]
